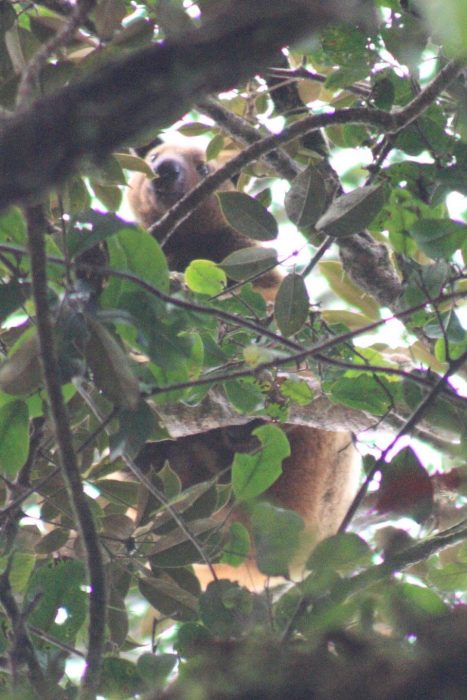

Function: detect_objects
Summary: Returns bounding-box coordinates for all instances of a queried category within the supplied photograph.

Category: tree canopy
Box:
[0,1,466,699]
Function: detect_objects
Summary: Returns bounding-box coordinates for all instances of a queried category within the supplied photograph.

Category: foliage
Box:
[0,1,466,698]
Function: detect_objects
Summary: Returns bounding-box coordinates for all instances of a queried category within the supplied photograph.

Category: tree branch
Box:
[338,349,467,533]
[17,0,96,106]
[24,206,106,700]
[0,557,62,697]
[0,0,376,211]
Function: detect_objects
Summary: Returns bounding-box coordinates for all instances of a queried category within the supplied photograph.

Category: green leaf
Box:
[221,522,251,567]
[284,165,327,227]
[109,400,155,460]
[425,311,465,343]
[381,14,427,69]
[217,191,278,241]
[402,380,464,437]
[94,479,139,508]
[330,375,393,416]
[61,176,91,213]
[115,151,154,176]
[0,207,26,244]
[274,273,309,336]
[421,0,467,57]
[307,533,371,573]
[391,582,447,619]
[316,184,386,237]
[149,523,221,568]
[138,575,199,620]
[137,653,177,690]
[279,378,314,405]
[220,247,278,281]
[67,209,136,257]
[0,400,29,477]
[0,280,29,323]
[410,218,465,259]
[251,501,304,577]
[224,378,265,414]
[370,76,395,110]
[232,424,290,500]
[89,155,126,186]
[26,559,87,646]
[35,528,71,555]
[6,552,35,594]
[200,580,253,636]
[174,622,212,658]
[103,224,170,297]
[99,657,144,700]
[428,562,467,593]
[90,182,122,212]
[206,133,225,161]
[185,259,226,295]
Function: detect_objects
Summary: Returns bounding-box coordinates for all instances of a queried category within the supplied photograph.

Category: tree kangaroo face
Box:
[146,143,213,208]
[127,142,237,268]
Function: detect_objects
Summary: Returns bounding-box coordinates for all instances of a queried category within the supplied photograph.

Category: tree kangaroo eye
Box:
[196,161,210,176]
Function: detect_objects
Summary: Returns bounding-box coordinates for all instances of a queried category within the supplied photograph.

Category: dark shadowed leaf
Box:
[274,273,310,336]
[35,528,70,555]
[285,165,327,227]
[99,658,144,699]
[0,280,28,320]
[0,400,29,477]
[307,533,371,573]
[138,575,199,621]
[220,247,277,281]
[26,559,86,646]
[410,218,465,259]
[137,653,177,690]
[377,447,434,523]
[251,502,304,577]
[200,580,254,636]
[316,183,385,237]
[67,209,136,257]
[109,400,155,460]
[218,191,278,241]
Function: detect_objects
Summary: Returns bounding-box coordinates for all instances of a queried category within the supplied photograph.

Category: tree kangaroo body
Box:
[128,142,360,588]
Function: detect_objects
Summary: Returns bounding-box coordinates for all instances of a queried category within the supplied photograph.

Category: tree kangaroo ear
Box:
[131,136,164,159]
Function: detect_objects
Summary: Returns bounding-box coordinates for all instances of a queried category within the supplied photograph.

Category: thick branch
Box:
[153,379,372,439]
[199,97,300,180]
[0,0,376,210]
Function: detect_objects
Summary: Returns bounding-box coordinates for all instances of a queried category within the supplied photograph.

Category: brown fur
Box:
[128,142,359,588]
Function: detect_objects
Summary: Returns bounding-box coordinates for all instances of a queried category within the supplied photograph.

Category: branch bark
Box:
[25,206,106,700]
[0,0,376,210]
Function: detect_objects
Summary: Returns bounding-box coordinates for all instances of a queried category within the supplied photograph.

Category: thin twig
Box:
[338,349,467,533]
[17,0,96,106]
[281,517,467,643]
[75,385,219,581]
[0,556,61,697]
